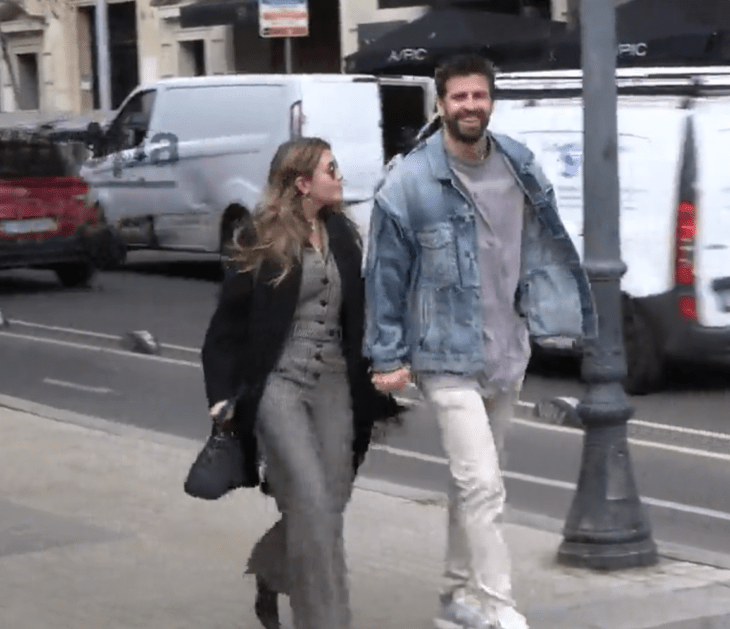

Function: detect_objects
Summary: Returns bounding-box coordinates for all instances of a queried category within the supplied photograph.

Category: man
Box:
[363,54,597,629]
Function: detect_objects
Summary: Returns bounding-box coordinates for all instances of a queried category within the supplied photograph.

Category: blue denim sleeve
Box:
[363,192,415,374]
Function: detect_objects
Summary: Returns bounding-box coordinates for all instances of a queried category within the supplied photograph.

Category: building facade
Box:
[0,0,634,116]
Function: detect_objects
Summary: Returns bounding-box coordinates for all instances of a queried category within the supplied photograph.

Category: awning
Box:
[541,0,730,69]
[345,8,566,75]
[179,0,257,28]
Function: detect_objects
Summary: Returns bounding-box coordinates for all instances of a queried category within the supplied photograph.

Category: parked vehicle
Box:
[0,128,121,287]
[490,65,730,393]
[79,73,434,264]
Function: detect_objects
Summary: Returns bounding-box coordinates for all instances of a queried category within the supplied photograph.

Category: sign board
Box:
[259,0,309,38]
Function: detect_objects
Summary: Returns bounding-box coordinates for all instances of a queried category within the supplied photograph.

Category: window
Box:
[16,53,40,110]
[159,84,287,141]
[0,135,72,178]
[102,89,156,155]
[179,40,206,77]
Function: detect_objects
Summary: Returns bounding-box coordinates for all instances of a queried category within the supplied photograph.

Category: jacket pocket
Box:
[523,264,583,338]
[416,223,459,288]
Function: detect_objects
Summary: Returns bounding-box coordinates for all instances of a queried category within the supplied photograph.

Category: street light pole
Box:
[556,0,658,570]
[284,37,293,73]
[95,0,112,112]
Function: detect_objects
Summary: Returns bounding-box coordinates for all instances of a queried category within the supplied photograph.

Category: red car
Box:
[0,129,119,287]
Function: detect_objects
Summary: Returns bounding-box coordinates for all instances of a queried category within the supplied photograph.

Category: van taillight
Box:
[290,101,303,138]
[675,200,697,321]
[674,201,696,286]
[678,295,697,320]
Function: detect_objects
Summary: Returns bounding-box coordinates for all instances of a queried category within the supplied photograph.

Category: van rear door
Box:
[300,76,384,246]
[693,95,730,328]
[300,77,384,204]
[489,84,687,301]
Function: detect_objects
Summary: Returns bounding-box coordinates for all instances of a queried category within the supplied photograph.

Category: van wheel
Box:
[622,296,665,395]
[220,205,254,272]
[55,262,96,288]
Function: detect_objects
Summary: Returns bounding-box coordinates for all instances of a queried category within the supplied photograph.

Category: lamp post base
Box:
[558,536,658,571]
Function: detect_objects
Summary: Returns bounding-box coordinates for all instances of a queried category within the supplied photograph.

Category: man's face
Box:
[438,74,493,144]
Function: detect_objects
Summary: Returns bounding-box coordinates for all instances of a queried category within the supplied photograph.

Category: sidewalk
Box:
[2,398,730,629]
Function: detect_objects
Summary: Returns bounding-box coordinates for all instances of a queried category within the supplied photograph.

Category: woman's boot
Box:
[254,575,280,629]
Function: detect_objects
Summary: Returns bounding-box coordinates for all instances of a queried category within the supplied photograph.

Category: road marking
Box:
[512,417,730,462]
[11,319,121,340]
[3,324,729,447]
[369,444,730,523]
[43,378,115,395]
[372,443,447,465]
[7,319,199,354]
[0,331,201,368]
[632,418,730,441]
[517,400,730,443]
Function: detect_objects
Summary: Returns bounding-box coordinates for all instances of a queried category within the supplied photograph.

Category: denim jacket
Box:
[363,127,598,375]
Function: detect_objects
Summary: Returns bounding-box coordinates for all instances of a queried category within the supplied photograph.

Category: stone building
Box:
[0,0,633,116]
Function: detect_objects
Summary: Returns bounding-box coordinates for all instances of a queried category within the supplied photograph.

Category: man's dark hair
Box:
[434,54,496,101]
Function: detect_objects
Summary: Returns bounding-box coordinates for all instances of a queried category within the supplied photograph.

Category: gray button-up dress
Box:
[246,235,355,629]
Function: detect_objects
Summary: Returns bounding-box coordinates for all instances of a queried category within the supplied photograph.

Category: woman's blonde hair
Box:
[232,137,342,284]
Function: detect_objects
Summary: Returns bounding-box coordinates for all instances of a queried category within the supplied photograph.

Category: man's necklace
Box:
[479,135,492,161]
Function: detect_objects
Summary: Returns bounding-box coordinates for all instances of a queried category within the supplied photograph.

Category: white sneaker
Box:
[434,595,493,629]
[495,606,529,629]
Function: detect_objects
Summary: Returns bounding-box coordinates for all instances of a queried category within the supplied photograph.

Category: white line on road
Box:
[0,331,201,368]
[43,378,116,395]
[370,443,730,523]
[7,319,199,354]
[512,417,730,462]
[632,418,730,441]
[10,319,121,340]
[518,400,730,443]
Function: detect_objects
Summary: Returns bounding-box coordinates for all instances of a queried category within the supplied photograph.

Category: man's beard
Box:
[443,111,490,144]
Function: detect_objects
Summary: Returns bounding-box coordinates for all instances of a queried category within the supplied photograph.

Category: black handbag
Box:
[184,383,260,500]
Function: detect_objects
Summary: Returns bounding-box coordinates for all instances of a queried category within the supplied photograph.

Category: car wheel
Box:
[622,295,665,395]
[55,262,96,288]
[220,205,254,275]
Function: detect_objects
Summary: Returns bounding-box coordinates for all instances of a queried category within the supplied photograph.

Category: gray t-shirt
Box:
[447,141,531,391]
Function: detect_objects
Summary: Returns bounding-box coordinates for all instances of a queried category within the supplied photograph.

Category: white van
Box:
[80,73,434,259]
[490,66,730,393]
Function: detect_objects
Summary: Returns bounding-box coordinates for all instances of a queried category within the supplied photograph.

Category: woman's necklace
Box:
[309,218,323,254]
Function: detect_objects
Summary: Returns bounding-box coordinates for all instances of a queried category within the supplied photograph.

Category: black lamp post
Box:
[556,0,658,570]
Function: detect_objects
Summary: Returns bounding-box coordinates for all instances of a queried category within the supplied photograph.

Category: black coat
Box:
[201,210,402,490]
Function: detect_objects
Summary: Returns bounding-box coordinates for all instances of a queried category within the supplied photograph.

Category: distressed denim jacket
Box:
[363,127,598,375]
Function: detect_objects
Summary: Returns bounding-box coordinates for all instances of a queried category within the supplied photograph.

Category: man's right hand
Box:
[372,367,411,392]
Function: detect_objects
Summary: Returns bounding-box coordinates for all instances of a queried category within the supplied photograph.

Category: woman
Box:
[201,137,401,629]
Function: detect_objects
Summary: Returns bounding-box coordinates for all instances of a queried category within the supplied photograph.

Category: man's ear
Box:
[436,98,445,117]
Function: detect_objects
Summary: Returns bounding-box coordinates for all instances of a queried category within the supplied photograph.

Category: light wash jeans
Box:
[418,373,523,624]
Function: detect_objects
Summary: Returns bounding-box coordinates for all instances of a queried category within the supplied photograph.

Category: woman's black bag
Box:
[184,384,260,500]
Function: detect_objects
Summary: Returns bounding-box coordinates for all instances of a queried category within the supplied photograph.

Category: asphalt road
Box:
[1,254,729,559]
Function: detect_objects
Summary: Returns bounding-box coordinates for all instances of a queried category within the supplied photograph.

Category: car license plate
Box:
[0,217,57,234]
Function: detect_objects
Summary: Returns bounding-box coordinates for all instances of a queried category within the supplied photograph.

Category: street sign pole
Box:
[556,0,658,570]
[285,37,292,73]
